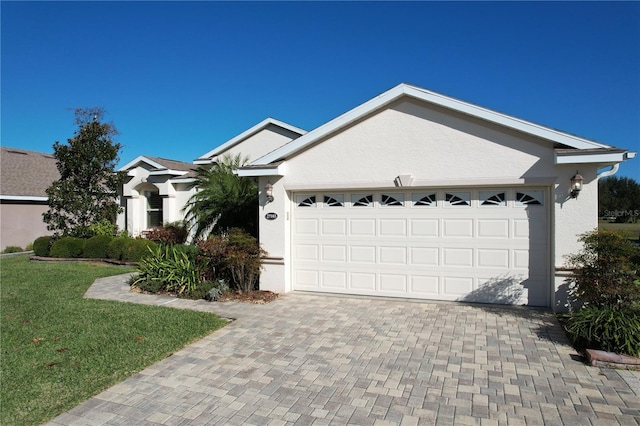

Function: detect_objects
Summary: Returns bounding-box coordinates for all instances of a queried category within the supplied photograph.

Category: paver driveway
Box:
[49,274,640,425]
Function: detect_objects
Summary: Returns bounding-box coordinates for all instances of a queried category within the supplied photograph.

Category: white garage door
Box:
[292,189,549,306]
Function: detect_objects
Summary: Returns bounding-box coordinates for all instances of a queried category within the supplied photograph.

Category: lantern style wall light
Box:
[570,172,583,198]
[264,182,274,203]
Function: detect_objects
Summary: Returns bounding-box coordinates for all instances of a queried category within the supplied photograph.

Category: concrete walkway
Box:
[48,274,640,425]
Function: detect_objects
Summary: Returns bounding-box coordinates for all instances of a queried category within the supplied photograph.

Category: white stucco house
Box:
[117,118,306,236]
[119,83,636,309]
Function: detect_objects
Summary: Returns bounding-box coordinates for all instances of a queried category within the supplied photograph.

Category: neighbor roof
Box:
[247,83,624,168]
[0,147,59,200]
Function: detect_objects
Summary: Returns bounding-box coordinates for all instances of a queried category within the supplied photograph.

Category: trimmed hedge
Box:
[122,239,158,262]
[50,237,86,258]
[33,236,53,257]
[83,235,113,259]
[106,237,129,261]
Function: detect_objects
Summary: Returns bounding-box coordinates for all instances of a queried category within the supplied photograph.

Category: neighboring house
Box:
[0,147,59,250]
[117,118,306,237]
[236,83,635,309]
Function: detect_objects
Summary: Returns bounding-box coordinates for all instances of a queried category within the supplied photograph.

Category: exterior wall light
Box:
[264,182,274,203]
[570,172,583,198]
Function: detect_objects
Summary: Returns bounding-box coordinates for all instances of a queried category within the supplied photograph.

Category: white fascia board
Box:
[196,118,307,160]
[148,169,187,177]
[193,159,214,165]
[236,163,286,177]
[0,195,48,202]
[118,155,166,172]
[555,151,634,164]
[170,177,196,184]
[252,83,611,166]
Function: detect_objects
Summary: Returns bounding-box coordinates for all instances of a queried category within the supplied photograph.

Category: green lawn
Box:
[598,220,640,240]
[0,255,227,426]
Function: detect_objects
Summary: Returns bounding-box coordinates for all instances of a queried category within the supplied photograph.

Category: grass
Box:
[598,219,640,236]
[0,255,228,426]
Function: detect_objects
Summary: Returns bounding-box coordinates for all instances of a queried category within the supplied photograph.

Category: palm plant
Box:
[184,153,258,239]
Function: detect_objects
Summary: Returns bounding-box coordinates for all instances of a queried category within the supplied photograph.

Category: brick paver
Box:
[47,274,640,425]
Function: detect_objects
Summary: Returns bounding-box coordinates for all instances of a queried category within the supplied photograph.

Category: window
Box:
[516,191,543,206]
[445,192,470,206]
[413,193,437,207]
[323,194,344,207]
[352,194,373,207]
[145,191,163,227]
[297,195,316,207]
[381,193,404,206]
[480,191,506,206]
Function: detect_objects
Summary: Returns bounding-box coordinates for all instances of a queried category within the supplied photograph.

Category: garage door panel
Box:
[477,249,510,268]
[322,219,347,235]
[443,248,473,267]
[410,275,440,295]
[443,277,474,295]
[410,247,439,265]
[379,246,407,264]
[350,219,376,236]
[410,219,439,237]
[443,219,473,237]
[350,246,376,263]
[295,244,319,261]
[379,274,407,292]
[321,245,347,262]
[350,272,376,290]
[296,219,319,235]
[321,271,347,289]
[379,219,407,237]
[295,270,319,289]
[477,219,509,238]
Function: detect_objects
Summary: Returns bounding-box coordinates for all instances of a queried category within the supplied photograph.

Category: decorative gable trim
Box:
[118,155,166,172]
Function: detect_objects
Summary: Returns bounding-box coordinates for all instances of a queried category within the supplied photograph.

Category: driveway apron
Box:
[48,274,640,425]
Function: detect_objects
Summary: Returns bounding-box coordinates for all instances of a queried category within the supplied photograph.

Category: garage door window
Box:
[412,193,437,207]
[323,195,344,207]
[352,194,373,207]
[480,191,506,206]
[516,191,543,206]
[297,195,316,207]
[381,193,404,206]
[445,192,470,206]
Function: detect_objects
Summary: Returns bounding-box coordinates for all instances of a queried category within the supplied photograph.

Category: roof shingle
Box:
[1,147,59,197]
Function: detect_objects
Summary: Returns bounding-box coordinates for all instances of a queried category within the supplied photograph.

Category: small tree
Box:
[43,108,125,238]
[184,153,258,239]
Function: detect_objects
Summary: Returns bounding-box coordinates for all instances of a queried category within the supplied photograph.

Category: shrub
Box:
[50,237,86,258]
[143,221,188,245]
[87,218,119,237]
[565,229,640,309]
[133,245,208,295]
[567,306,640,357]
[25,242,33,251]
[172,244,201,262]
[3,246,24,254]
[106,237,130,260]
[122,239,158,262]
[83,235,113,258]
[197,228,266,292]
[33,236,53,257]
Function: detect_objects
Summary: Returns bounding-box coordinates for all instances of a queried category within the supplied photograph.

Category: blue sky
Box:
[2,1,639,181]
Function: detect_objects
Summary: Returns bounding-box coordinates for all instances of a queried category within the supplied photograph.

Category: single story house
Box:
[0,147,59,250]
[117,118,306,236]
[120,83,636,309]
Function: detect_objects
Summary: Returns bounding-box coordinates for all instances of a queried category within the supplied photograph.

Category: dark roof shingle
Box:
[1,147,59,197]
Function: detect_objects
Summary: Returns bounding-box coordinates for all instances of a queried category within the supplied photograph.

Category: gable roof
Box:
[246,83,631,168]
[195,117,306,164]
[118,155,198,178]
[0,147,59,200]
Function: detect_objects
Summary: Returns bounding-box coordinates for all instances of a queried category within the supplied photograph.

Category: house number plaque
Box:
[265,212,278,220]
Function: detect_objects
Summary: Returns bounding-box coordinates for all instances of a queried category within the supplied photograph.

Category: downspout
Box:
[597,163,619,179]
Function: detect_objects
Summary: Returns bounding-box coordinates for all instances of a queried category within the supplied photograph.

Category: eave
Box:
[555,148,637,165]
